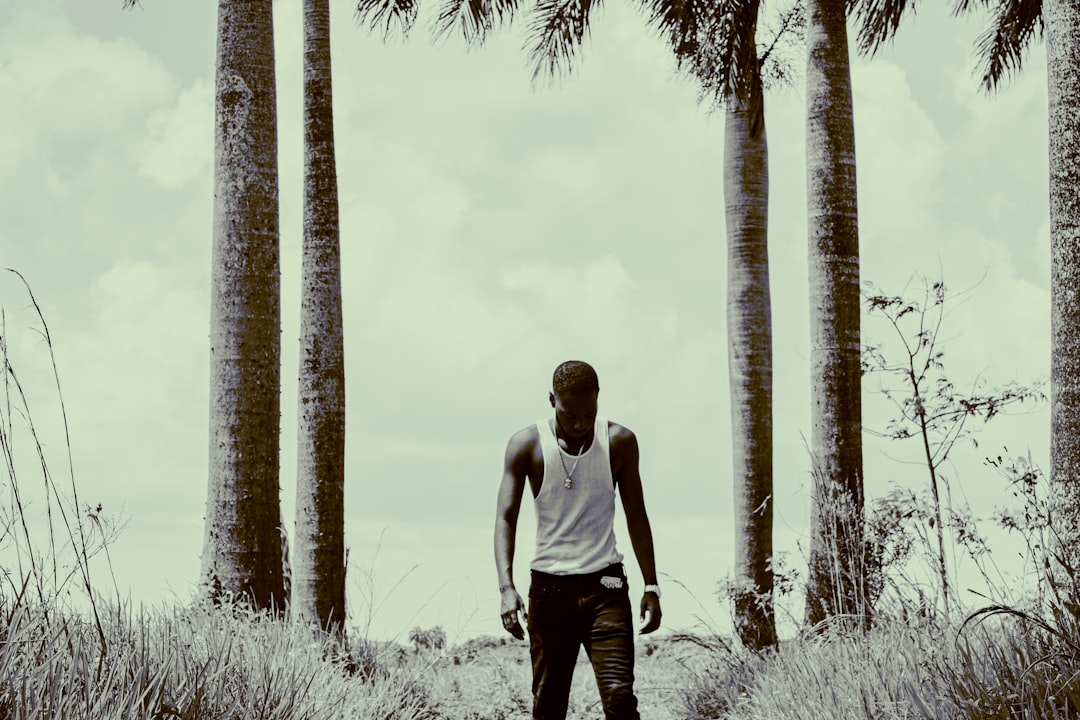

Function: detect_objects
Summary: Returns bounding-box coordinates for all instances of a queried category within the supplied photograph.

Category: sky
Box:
[0,0,1053,643]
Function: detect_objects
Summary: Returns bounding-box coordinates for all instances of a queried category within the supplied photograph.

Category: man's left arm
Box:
[613,426,662,634]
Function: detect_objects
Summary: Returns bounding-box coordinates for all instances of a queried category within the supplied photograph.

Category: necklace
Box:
[556,429,587,489]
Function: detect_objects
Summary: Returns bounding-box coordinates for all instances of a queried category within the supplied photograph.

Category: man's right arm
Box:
[494,429,530,639]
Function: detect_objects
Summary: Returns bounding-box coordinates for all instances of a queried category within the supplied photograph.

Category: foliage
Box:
[986,451,1057,605]
[718,552,801,642]
[805,458,874,631]
[673,0,806,111]
[410,625,448,652]
[862,275,1046,619]
[673,632,765,719]
[912,461,1080,720]
[850,0,1042,93]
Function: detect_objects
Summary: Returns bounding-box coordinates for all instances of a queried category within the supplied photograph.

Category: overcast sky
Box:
[0,0,1052,642]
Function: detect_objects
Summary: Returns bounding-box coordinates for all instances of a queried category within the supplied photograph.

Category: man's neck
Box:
[553,419,593,455]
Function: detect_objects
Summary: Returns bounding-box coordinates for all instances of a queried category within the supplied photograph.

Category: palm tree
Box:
[1043,0,1080,576]
[723,56,778,649]
[200,0,286,611]
[688,0,802,652]
[294,0,348,632]
[802,0,866,628]
[356,0,801,650]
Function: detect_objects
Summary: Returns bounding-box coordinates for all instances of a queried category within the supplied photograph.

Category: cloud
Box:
[852,59,946,251]
[139,79,213,188]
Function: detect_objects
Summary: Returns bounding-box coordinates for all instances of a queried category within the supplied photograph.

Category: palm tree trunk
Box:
[803,0,866,627]
[203,0,285,612]
[726,66,777,650]
[1047,0,1080,578]
[294,0,347,630]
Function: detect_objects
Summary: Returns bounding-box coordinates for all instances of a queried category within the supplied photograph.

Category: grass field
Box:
[0,586,1078,718]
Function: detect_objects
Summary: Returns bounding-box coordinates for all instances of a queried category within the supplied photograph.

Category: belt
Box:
[530,563,625,586]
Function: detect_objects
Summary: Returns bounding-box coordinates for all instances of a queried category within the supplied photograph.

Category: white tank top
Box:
[531,416,624,575]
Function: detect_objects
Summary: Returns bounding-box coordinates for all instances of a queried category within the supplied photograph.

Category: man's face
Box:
[549,391,598,441]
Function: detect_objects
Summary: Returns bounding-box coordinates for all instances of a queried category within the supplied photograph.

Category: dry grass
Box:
[427,633,703,719]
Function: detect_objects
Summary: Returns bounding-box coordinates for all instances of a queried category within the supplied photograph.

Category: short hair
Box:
[553,360,599,396]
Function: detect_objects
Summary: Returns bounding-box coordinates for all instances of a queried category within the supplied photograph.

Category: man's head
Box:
[552,360,599,397]
[549,361,599,441]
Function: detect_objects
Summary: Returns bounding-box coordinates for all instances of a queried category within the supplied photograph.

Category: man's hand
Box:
[500,586,527,640]
[639,592,662,634]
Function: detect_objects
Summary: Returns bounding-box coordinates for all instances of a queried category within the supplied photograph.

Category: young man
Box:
[494,360,661,720]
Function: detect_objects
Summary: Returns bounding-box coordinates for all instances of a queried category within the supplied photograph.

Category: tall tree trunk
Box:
[294,0,347,630]
[1047,0,1080,578]
[803,0,866,627]
[726,65,777,651]
[203,0,285,612]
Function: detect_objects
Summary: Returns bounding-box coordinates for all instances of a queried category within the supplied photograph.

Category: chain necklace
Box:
[556,427,588,489]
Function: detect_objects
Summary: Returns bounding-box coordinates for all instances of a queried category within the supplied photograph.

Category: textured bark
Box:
[202,0,285,612]
[725,66,777,651]
[803,0,866,627]
[294,0,347,631]
[1047,0,1080,577]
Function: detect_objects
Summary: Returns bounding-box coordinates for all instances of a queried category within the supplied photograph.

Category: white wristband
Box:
[643,584,661,598]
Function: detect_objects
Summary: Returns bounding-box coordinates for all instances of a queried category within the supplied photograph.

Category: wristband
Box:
[643,584,661,598]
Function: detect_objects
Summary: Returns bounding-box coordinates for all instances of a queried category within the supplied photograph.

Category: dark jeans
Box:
[527,563,639,720]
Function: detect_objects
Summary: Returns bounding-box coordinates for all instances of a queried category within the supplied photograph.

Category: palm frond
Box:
[355,0,420,41]
[525,0,601,83]
[677,0,762,106]
[972,0,1042,92]
[851,0,917,57]
[952,0,995,17]
[431,0,520,46]
[639,0,706,60]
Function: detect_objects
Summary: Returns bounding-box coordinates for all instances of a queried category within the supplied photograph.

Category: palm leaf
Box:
[525,0,601,83]
[677,0,763,105]
[639,0,707,59]
[971,0,1042,92]
[355,0,421,40]
[431,0,520,45]
[851,0,917,57]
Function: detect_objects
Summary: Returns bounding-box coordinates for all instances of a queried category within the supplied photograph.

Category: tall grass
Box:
[1,269,114,637]
[0,272,445,719]
[677,448,1080,720]
[0,599,445,719]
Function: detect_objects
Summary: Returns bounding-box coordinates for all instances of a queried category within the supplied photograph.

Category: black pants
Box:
[527,564,640,720]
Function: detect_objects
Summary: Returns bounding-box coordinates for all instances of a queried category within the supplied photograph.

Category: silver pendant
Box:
[564,477,572,489]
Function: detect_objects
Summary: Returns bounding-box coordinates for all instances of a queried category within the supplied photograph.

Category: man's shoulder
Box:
[606,421,639,467]
[506,423,541,455]
[606,421,636,445]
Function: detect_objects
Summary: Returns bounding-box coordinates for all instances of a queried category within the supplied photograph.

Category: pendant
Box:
[564,477,572,489]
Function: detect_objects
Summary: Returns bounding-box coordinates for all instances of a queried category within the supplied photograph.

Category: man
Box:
[495,360,661,720]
